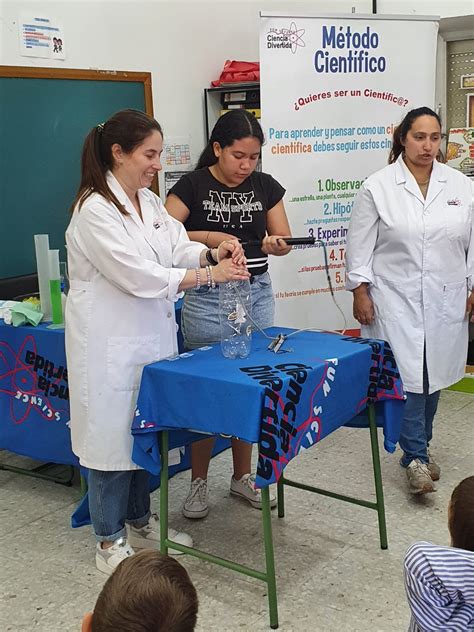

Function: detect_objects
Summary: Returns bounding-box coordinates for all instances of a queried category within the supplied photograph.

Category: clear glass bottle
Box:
[219,280,252,359]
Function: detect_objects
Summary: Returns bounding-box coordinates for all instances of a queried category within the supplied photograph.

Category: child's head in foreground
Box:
[82,550,198,632]
[449,475,474,551]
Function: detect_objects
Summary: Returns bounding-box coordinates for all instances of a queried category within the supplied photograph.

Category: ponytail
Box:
[388,124,405,164]
[71,109,162,214]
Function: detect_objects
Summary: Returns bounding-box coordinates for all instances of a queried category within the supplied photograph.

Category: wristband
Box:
[205,248,218,266]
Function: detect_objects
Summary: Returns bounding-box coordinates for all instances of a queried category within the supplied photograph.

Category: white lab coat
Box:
[65,173,205,470]
[346,156,473,394]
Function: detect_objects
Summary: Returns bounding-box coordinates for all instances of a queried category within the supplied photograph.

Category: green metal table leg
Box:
[0,461,74,486]
[277,476,285,518]
[159,431,169,555]
[261,486,279,629]
[367,404,388,549]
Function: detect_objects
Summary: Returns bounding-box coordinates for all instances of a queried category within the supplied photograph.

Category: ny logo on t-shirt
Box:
[203,190,263,224]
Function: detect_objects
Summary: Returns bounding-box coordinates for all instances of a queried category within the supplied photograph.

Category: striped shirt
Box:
[404,541,474,631]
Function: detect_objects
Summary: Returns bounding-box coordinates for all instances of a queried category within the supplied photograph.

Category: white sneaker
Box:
[405,459,435,495]
[183,478,209,519]
[230,473,277,509]
[127,513,193,555]
[96,537,135,576]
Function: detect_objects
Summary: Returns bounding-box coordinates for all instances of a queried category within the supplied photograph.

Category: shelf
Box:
[204,83,260,139]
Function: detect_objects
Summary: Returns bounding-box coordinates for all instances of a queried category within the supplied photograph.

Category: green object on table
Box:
[10,302,43,327]
[49,278,63,325]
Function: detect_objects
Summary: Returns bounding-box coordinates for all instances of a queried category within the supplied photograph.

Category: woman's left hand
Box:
[216,239,247,266]
[467,291,474,320]
[261,235,292,256]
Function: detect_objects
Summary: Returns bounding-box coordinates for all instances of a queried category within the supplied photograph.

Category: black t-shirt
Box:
[169,167,285,276]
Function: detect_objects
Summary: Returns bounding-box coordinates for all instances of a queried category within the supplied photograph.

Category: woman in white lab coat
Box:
[346,107,473,495]
[65,109,249,575]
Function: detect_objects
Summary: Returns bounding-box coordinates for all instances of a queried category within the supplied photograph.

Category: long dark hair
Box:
[196,109,264,170]
[71,109,162,215]
[388,106,442,164]
[449,476,474,552]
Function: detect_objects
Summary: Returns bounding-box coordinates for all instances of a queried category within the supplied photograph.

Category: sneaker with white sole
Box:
[96,537,135,576]
[405,459,435,494]
[127,513,193,554]
[427,450,440,481]
[183,478,209,519]
[230,473,277,509]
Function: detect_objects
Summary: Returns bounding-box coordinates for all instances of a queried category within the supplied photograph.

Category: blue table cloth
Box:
[0,320,76,465]
[132,329,405,489]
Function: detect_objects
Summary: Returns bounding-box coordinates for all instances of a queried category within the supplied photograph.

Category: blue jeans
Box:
[181,271,274,349]
[88,469,151,542]
[399,359,441,467]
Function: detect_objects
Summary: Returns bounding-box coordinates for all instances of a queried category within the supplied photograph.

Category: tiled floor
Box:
[1,389,473,631]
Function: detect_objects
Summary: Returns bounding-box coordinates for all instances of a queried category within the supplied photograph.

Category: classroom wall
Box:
[1,0,472,170]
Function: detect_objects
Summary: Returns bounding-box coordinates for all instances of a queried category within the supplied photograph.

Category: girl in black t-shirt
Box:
[166,110,292,519]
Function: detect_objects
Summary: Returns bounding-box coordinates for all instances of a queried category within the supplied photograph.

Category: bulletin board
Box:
[0,66,154,278]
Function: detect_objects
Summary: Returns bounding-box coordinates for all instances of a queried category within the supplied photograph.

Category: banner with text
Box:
[260,13,438,329]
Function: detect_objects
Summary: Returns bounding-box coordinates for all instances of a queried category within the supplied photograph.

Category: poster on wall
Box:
[19,14,66,60]
[446,128,474,177]
[260,13,438,330]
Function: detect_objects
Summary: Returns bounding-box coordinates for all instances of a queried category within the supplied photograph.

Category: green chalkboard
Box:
[0,67,154,278]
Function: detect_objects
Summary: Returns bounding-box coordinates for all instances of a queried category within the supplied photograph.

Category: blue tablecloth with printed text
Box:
[132,328,406,489]
[0,320,75,465]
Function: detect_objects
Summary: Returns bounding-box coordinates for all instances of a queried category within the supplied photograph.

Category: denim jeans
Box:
[88,469,151,542]
[181,271,274,349]
[399,359,441,467]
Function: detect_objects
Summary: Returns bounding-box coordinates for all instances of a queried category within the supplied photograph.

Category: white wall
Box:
[1,0,472,168]
[377,0,472,17]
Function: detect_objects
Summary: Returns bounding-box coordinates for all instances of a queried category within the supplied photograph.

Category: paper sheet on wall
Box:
[162,136,192,170]
[164,170,191,198]
[446,128,474,177]
[19,14,66,59]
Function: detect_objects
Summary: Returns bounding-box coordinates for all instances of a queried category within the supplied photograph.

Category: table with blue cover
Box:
[132,328,405,629]
[0,320,77,482]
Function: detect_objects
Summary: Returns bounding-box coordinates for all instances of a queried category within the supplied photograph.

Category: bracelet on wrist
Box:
[205,265,212,288]
[205,248,218,266]
[194,268,201,289]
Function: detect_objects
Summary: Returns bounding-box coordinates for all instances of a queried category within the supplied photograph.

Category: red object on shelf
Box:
[211,60,260,87]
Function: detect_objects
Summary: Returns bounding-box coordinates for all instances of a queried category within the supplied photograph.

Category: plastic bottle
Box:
[219,280,252,359]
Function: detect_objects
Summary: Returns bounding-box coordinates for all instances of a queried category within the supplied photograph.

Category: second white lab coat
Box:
[346,156,473,394]
[65,173,205,470]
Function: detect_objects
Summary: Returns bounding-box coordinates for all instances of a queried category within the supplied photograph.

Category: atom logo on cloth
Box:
[0,336,68,424]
